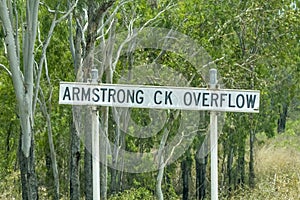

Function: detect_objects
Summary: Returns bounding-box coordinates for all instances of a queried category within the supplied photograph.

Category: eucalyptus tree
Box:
[0,0,77,199]
[0,1,41,198]
[67,0,183,199]
[68,0,116,199]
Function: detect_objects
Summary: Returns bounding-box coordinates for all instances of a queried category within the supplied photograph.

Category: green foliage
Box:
[285,117,300,136]
[108,187,155,200]
[0,74,19,184]
[0,170,21,199]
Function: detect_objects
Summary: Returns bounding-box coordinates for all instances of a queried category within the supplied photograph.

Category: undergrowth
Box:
[1,125,299,199]
[228,131,300,200]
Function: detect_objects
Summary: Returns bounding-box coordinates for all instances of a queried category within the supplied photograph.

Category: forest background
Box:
[0,0,299,199]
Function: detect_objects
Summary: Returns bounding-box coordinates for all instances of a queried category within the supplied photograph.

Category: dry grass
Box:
[229,133,300,200]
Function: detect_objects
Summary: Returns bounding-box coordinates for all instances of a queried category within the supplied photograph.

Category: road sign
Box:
[59,82,260,113]
[60,69,261,200]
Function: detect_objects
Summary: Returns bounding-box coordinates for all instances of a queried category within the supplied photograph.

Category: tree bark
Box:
[249,129,255,188]
[45,147,53,196]
[110,108,122,194]
[19,136,38,200]
[277,103,288,133]
[196,154,207,200]
[236,140,245,187]
[70,122,81,200]
[181,154,191,200]
[227,146,234,191]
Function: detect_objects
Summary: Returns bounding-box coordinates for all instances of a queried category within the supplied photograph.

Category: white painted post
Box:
[91,69,100,200]
[209,68,218,200]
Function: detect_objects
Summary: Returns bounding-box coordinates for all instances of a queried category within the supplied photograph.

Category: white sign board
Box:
[59,82,260,113]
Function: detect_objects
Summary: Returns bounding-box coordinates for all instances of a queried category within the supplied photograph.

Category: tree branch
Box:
[0,63,12,77]
[0,0,24,97]
[111,1,175,69]
[33,0,79,114]
[208,7,263,42]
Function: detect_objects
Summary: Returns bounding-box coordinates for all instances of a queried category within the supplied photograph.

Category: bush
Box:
[108,187,155,200]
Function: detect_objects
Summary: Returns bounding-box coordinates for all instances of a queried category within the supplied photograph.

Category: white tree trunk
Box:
[0,0,34,158]
[156,131,168,200]
[0,1,39,199]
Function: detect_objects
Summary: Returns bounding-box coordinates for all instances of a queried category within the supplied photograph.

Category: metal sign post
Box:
[91,69,100,200]
[209,69,218,200]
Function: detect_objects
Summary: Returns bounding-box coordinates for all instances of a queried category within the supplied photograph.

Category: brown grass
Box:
[228,133,300,200]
